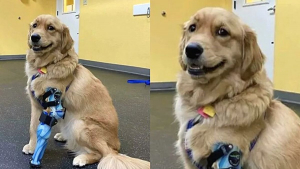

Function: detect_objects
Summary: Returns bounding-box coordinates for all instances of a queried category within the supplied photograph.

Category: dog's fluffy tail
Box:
[97,153,150,169]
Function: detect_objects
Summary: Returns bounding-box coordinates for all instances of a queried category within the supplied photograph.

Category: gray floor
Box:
[150,91,300,169]
[0,60,149,169]
[150,91,181,169]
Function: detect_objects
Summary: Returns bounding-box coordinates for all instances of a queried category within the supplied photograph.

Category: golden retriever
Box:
[22,15,150,169]
[175,7,300,169]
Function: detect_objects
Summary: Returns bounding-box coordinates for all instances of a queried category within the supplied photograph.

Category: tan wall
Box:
[150,0,232,82]
[78,0,150,69]
[273,0,300,93]
[0,0,56,55]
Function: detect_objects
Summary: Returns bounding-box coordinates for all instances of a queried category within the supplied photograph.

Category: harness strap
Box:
[185,119,204,169]
[31,73,40,81]
[41,100,60,109]
[249,134,259,151]
[31,90,42,106]
[31,74,71,92]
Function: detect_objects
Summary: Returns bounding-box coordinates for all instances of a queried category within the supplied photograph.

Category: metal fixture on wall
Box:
[268,5,276,14]
[147,7,150,18]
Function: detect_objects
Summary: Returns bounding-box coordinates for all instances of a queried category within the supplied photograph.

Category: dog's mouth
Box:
[32,43,53,52]
[188,61,225,76]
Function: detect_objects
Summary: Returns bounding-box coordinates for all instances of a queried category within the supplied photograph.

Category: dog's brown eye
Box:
[32,23,37,28]
[189,24,196,32]
[48,26,55,31]
[217,28,229,37]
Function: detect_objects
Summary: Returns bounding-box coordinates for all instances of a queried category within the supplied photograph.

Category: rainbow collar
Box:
[197,105,215,118]
[37,67,47,74]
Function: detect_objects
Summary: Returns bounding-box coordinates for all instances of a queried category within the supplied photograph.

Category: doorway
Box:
[233,0,276,81]
[56,0,80,54]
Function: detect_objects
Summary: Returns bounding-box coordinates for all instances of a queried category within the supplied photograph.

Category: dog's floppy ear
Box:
[241,25,265,80]
[179,21,189,71]
[61,24,73,54]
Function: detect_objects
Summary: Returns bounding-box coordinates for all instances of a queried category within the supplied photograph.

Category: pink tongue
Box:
[197,107,209,118]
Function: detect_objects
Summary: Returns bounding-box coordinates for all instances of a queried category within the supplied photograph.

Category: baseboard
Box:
[274,90,300,104]
[150,82,176,91]
[79,59,150,77]
[0,56,149,77]
[0,55,26,60]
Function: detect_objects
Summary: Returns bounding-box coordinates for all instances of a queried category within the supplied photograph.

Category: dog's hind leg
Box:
[68,119,106,167]
[73,153,102,167]
[54,133,67,142]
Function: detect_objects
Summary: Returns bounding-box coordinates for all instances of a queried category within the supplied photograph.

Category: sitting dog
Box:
[175,8,300,169]
[22,15,150,169]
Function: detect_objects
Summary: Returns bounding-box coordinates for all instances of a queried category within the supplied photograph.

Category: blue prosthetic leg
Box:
[210,143,242,169]
[30,88,65,168]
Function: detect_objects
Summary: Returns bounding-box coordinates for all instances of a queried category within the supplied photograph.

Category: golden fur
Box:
[175,8,300,169]
[22,15,150,169]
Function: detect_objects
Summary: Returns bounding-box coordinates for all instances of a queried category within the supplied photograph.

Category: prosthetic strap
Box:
[207,144,233,169]
[40,88,62,109]
[39,113,57,127]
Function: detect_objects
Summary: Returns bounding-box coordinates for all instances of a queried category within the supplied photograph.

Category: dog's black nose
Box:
[31,34,41,43]
[185,43,203,59]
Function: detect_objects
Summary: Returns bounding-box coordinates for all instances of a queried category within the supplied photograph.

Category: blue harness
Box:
[29,73,71,167]
[185,116,259,169]
[31,74,70,109]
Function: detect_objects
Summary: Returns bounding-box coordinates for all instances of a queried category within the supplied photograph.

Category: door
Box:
[57,0,80,54]
[233,0,276,81]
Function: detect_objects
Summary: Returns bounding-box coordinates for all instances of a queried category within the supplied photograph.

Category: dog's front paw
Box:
[54,133,67,142]
[73,155,87,167]
[22,144,35,155]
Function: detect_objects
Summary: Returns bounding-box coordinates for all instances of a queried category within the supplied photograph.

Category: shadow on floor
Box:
[150,90,300,169]
[0,60,149,169]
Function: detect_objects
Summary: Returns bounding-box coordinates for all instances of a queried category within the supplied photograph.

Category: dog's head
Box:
[179,8,264,83]
[28,15,73,55]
